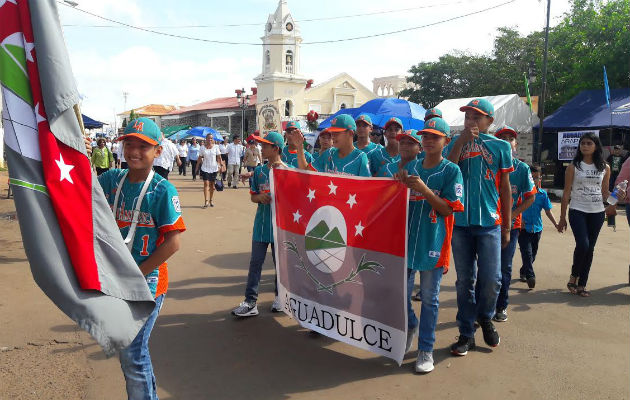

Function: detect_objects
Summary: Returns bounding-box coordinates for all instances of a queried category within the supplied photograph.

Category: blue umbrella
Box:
[355,98,426,130]
[317,108,363,130]
[185,126,223,142]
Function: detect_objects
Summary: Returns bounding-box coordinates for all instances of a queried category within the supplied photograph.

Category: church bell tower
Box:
[254,0,307,113]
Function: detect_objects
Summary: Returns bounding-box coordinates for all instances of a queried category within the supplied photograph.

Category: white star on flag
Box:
[347,194,357,209]
[293,210,302,222]
[34,103,46,124]
[328,181,337,195]
[306,189,316,202]
[55,154,75,184]
[355,221,365,237]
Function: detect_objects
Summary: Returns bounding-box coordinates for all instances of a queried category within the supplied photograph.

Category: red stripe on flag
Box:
[16,0,100,290]
[272,168,408,258]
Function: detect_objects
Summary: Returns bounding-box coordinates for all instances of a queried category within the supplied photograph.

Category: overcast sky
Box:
[56,0,573,126]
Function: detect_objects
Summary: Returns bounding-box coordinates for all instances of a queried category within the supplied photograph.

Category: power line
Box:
[61,1,468,29]
[58,0,516,46]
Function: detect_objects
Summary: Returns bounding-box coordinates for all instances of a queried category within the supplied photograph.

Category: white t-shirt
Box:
[177,143,189,157]
[154,140,178,170]
[117,141,126,163]
[200,145,221,173]
[227,143,244,165]
[570,161,605,213]
[111,142,119,154]
[105,141,112,150]
[219,143,228,155]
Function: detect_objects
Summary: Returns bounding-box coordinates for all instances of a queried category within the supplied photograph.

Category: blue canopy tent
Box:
[177,126,224,142]
[355,98,426,130]
[534,88,630,188]
[82,114,104,129]
[317,108,361,130]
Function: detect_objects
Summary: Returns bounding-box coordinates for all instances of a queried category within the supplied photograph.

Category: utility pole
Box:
[536,0,551,164]
[122,91,129,112]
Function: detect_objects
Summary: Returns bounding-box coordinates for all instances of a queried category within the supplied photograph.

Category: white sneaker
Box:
[415,350,434,373]
[231,301,258,317]
[270,296,283,313]
[405,324,419,353]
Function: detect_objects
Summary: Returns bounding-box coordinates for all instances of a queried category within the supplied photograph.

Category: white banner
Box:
[557,130,599,161]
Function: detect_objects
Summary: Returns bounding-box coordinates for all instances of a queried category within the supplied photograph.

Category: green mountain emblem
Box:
[305,221,346,250]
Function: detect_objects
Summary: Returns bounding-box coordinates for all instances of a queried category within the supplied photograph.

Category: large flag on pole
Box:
[603,65,611,109]
[1,0,155,355]
[271,168,409,364]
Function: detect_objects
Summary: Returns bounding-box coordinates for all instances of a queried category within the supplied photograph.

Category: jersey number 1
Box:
[140,234,150,256]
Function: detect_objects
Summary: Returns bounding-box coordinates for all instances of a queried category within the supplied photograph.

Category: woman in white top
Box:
[177,139,189,176]
[558,133,610,297]
[195,134,225,208]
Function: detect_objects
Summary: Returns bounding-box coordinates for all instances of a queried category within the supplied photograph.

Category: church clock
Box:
[285,22,294,32]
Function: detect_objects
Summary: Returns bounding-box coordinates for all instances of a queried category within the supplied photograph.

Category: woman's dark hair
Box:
[528,164,540,174]
[572,132,605,172]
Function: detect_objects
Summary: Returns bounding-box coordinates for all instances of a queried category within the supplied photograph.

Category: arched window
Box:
[285,50,293,73]
[265,50,270,65]
[285,100,292,116]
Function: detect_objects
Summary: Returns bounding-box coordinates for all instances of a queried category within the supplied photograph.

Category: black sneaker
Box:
[450,336,475,356]
[527,276,536,289]
[519,273,527,282]
[492,309,508,322]
[478,319,500,347]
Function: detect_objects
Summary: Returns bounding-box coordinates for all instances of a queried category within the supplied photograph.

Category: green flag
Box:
[523,72,533,113]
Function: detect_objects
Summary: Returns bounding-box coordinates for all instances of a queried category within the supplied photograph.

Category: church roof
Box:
[118,104,177,117]
[166,95,258,115]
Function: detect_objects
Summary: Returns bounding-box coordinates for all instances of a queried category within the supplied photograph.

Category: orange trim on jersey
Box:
[155,262,168,298]
[288,149,297,154]
[158,216,186,236]
[513,187,537,229]
[445,199,464,213]
[494,170,503,226]
[500,166,515,174]
[523,186,537,198]
[307,163,317,172]
[249,190,257,195]
[435,214,455,273]
[117,221,156,229]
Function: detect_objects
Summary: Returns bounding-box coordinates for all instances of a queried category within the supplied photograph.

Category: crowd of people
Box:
[86,98,626,398]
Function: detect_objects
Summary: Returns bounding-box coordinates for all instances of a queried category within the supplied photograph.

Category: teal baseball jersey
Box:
[98,169,186,297]
[444,133,514,227]
[374,159,414,178]
[509,158,537,229]
[368,146,401,176]
[355,141,381,156]
[249,164,274,243]
[310,147,371,177]
[406,158,464,271]
[281,147,313,168]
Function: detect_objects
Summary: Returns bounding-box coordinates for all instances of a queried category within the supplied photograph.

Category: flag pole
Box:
[73,103,86,137]
[536,0,551,164]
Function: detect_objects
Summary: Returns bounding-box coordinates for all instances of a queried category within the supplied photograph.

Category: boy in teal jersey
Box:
[493,126,536,322]
[424,107,442,121]
[232,131,288,317]
[354,113,381,155]
[445,98,514,356]
[294,114,370,177]
[97,118,185,399]
[313,130,332,163]
[375,130,422,178]
[393,118,464,373]
[368,117,403,175]
[281,121,313,167]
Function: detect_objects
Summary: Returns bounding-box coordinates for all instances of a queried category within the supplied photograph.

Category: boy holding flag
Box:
[445,99,513,356]
[97,118,186,399]
[392,118,464,373]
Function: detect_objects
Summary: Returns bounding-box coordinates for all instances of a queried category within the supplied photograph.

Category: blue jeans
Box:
[407,267,444,352]
[569,209,604,287]
[518,230,541,279]
[246,165,255,187]
[244,241,277,303]
[495,229,520,311]
[119,294,164,400]
[452,225,502,337]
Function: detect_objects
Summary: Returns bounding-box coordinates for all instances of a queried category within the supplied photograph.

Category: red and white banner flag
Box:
[1,0,154,355]
[271,168,409,364]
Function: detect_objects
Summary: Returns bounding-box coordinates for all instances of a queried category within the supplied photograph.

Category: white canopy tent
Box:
[435,94,540,162]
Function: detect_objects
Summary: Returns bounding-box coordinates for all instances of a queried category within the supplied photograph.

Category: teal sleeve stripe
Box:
[9,178,49,196]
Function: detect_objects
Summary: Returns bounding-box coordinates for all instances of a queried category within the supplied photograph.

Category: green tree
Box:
[128,109,138,122]
[401,0,629,114]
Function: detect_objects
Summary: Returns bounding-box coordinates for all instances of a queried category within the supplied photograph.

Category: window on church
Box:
[285,50,293,74]
[285,100,292,116]
[266,50,270,65]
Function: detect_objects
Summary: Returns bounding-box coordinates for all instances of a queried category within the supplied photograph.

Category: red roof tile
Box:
[168,94,257,115]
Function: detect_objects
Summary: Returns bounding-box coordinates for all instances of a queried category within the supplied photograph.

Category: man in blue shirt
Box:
[232,131,288,317]
[445,98,513,356]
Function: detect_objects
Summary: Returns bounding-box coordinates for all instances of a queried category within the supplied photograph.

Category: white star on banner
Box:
[355,221,365,237]
[328,181,337,195]
[34,103,46,124]
[293,210,302,223]
[306,189,316,202]
[347,194,357,209]
[55,154,75,184]
[0,0,19,9]
[24,40,35,63]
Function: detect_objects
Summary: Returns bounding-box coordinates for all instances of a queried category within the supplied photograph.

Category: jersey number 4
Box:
[484,168,494,181]
[429,209,438,224]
